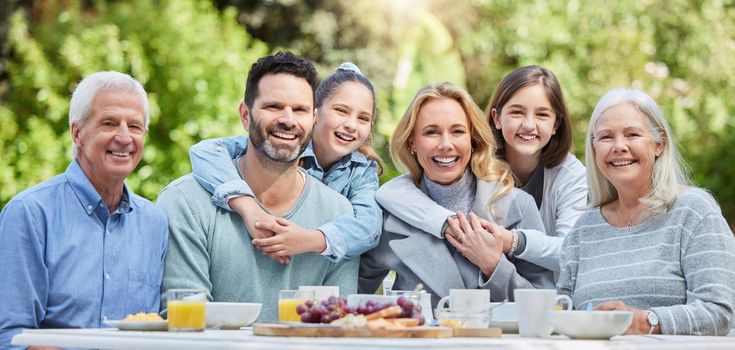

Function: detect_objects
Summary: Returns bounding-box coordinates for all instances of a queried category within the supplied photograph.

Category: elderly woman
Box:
[359,82,554,306]
[557,88,735,335]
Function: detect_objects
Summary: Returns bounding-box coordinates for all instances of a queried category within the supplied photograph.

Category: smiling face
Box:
[492,84,557,163]
[410,98,472,185]
[312,81,373,169]
[592,103,664,195]
[244,73,315,164]
[72,89,146,186]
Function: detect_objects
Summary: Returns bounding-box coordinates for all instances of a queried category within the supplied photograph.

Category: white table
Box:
[12,328,735,350]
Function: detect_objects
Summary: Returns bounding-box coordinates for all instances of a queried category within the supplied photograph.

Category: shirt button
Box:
[215,146,223,152]
[87,205,93,210]
[105,273,111,280]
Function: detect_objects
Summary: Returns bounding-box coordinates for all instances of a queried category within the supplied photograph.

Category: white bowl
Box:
[548,310,633,339]
[489,302,518,333]
[206,302,261,329]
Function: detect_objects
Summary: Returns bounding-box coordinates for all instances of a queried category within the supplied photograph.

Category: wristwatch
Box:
[647,310,659,334]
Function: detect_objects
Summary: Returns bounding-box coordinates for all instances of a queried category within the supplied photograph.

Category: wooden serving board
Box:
[253,323,453,338]
[452,327,502,338]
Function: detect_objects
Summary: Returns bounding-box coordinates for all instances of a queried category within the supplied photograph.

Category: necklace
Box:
[617,208,641,227]
[603,202,640,228]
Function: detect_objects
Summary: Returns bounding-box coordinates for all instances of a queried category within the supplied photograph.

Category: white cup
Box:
[515,289,573,337]
[298,286,339,301]
[436,289,490,311]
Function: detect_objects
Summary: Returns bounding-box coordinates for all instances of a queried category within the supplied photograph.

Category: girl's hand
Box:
[445,212,503,276]
[479,219,514,254]
[252,217,327,263]
[594,300,658,334]
[229,196,276,240]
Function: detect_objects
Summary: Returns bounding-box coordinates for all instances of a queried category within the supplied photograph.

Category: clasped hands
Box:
[443,212,514,277]
[232,196,325,264]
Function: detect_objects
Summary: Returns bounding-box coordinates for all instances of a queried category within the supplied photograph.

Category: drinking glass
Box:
[167,289,206,332]
[278,290,314,322]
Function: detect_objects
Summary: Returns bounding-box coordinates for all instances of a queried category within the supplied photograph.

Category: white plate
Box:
[105,320,168,331]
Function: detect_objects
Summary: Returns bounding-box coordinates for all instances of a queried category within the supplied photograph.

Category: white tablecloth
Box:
[12,327,735,350]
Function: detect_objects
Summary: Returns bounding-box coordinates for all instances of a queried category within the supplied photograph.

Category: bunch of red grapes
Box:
[295,296,351,323]
[295,296,424,325]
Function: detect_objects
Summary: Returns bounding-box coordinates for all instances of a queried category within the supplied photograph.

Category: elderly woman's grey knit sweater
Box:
[558,187,735,335]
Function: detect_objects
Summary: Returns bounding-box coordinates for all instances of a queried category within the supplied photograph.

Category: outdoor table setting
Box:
[11,287,735,349]
[12,327,735,350]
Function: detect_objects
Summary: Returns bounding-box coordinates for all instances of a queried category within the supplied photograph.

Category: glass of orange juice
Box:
[278,290,314,322]
[167,289,206,332]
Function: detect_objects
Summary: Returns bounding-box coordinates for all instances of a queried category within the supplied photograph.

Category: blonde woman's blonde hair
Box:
[585,87,691,215]
[390,82,515,213]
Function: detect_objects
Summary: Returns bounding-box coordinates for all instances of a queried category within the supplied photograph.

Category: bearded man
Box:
[157,52,356,322]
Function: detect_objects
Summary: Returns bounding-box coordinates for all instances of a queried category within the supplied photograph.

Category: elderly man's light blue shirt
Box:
[0,160,168,349]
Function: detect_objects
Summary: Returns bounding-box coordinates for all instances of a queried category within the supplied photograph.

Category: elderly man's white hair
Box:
[68,71,149,157]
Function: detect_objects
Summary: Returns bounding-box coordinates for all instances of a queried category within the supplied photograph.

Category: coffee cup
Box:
[436,289,490,311]
[515,289,572,337]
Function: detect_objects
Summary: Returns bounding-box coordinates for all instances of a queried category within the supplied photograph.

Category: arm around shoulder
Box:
[375,173,452,238]
[189,136,254,210]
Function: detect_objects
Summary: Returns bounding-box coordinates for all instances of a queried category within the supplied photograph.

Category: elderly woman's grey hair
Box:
[68,71,149,157]
[584,87,690,215]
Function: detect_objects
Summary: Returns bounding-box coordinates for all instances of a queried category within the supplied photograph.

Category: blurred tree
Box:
[0,0,266,205]
[2,0,733,226]
[213,0,467,179]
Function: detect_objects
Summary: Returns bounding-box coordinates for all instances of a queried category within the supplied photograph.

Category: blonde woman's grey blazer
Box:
[359,179,554,307]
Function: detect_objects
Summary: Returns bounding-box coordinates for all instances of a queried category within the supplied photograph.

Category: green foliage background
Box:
[1,0,734,226]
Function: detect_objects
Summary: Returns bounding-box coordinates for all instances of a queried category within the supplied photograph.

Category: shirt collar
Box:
[299,140,370,170]
[299,141,318,164]
[65,159,132,215]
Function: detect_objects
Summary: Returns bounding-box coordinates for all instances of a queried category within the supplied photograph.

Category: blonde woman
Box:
[359,83,554,306]
[557,88,735,335]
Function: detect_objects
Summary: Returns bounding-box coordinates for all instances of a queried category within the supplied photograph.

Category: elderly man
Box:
[0,71,168,349]
[158,52,356,322]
